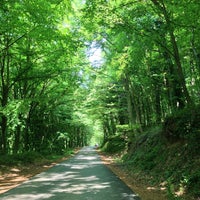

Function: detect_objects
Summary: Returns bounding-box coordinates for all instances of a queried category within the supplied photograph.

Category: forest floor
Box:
[0,148,167,200]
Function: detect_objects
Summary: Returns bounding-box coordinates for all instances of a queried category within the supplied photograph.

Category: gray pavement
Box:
[0,147,140,200]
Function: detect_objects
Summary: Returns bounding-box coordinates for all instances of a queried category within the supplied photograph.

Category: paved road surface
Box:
[0,147,140,200]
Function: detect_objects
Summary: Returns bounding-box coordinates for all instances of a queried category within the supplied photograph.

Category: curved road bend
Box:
[0,147,140,200]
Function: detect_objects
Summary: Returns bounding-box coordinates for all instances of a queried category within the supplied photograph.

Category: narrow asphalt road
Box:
[0,147,140,200]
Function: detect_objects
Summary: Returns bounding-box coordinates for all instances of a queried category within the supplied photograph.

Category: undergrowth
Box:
[0,149,75,167]
[122,125,199,199]
[102,106,200,200]
[101,134,126,154]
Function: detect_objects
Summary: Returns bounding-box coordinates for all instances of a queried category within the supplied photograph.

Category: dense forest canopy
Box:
[0,0,200,155]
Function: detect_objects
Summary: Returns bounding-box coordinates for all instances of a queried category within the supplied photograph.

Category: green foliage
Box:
[187,171,200,197]
[0,151,44,165]
[163,105,200,153]
[166,178,183,200]
[101,135,126,154]
[0,0,92,155]
[15,152,44,164]
[80,0,200,144]
[122,126,200,199]
[124,130,164,171]
[0,155,18,166]
[116,124,131,134]
[51,132,70,155]
[0,148,77,166]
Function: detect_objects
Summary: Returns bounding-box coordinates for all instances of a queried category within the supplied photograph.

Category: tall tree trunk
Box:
[123,74,143,132]
[155,84,162,123]
[110,113,116,135]
[13,125,21,154]
[1,116,8,154]
[24,118,30,151]
[0,38,10,154]
[151,0,194,106]
[1,85,9,154]
[124,79,135,126]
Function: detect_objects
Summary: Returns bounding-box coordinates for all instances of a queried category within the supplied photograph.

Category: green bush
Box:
[0,155,18,165]
[187,171,200,197]
[0,152,44,165]
[101,135,126,153]
[14,151,44,164]
[129,142,162,171]
[163,105,200,145]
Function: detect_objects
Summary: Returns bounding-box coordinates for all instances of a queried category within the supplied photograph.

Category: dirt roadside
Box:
[0,159,65,194]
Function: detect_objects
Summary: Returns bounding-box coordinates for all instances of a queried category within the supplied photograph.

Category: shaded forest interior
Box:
[0,1,200,199]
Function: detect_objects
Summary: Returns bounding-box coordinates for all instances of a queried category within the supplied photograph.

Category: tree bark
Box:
[0,37,10,154]
[151,0,194,107]
[123,75,136,126]
[123,74,143,132]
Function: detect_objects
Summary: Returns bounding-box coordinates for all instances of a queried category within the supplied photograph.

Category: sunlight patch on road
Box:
[75,175,99,181]
[51,182,110,194]
[1,193,53,200]
[76,155,97,160]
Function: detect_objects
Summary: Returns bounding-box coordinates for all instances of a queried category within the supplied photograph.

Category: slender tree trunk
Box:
[110,113,116,135]
[168,27,193,106]
[123,75,136,126]
[0,38,10,154]
[24,118,31,151]
[123,74,143,132]
[1,85,9,154]
[153,0,194,105]
[151,0,194,106]
[13,125,21,154]
[162,50,185,109]
[155,84,162,123]
[76,127,81,147]
[1,116,8,154]
[103,115,109,142]
[190,31,200,97]
[146,96,153,126]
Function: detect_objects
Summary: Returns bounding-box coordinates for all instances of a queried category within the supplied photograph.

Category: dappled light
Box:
[0,147,140,200]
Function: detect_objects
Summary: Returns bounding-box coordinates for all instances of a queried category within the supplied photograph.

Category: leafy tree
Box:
[0,0,84,154]
[80,0,200,144]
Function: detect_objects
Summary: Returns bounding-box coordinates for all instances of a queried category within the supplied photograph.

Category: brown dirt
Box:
[0,157,70,195]
[0,163,56,194]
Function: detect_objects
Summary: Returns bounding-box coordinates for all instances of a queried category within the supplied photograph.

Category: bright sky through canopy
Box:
[87,42,104,68]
